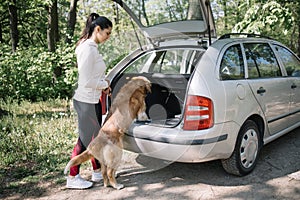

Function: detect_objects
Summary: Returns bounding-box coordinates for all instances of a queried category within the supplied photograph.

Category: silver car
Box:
[105,0,300,176]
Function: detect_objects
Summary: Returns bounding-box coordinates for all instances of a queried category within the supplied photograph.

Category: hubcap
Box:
[240,129,258,169]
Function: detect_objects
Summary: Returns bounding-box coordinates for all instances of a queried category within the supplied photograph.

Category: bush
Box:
[0,42,128,102]
[0,44,77,102]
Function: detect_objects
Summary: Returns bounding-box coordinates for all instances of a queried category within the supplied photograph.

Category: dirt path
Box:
[4,128,300,200]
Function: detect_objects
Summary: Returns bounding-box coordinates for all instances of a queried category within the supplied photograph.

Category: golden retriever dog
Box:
[64,76,151,190]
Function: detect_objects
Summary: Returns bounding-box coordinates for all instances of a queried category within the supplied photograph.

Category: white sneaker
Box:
[66,174,93,189]
[91,171,103,182]
[91,171,119,182]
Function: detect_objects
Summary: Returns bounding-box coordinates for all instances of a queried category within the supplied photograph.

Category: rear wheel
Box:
[221,120,262,176]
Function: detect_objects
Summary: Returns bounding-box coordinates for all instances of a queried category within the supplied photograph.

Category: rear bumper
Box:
[123,121,240,163]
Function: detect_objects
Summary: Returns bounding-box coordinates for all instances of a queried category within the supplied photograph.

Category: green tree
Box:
[8,0,18,52]
[0,0,299,101]
[233,1,299,55]
[213,0,299,55]
[66,0,79,44]
[47,0,59,52]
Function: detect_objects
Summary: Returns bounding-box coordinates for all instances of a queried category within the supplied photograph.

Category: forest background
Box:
[0,0,299,102]
[0,0,299,197]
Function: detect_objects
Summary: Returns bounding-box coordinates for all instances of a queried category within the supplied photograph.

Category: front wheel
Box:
[221,120,262,176]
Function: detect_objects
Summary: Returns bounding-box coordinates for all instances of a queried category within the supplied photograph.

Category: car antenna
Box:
[130,18,143,51]
[205,0,211,46]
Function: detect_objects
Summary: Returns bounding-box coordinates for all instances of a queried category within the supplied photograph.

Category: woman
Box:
[66,13,112,189]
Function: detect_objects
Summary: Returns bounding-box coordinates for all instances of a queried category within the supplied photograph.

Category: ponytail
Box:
[76,13,112,46]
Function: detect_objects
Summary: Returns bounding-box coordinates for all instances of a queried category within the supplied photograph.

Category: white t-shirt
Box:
[73,39,109,104]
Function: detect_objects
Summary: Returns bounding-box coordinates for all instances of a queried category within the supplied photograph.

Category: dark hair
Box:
[76,13,113,46]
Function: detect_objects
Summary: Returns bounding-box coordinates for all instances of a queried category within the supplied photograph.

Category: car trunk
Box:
[106,0,216,127]
[110,72,191,127]
[108,47,207,128]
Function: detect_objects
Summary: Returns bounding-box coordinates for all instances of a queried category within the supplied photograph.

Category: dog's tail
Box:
[64,150,93,175]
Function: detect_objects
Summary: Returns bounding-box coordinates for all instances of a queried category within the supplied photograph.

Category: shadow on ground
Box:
[2,128,300,200]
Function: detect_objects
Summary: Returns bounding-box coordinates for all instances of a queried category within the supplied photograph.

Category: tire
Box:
[221,120,262,176]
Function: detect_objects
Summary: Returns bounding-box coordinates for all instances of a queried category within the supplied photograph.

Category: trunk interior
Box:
[110,73,190,127]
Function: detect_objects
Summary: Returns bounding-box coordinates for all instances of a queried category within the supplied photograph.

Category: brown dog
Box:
[64,76,151,190]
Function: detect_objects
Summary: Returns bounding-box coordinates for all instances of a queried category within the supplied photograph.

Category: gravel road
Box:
[7,127,300,200]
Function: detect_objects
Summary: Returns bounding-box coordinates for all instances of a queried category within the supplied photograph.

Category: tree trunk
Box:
[0,22,3,43]
[297,2,300,57]
[297,23,300,57]
[8,0,18,52]
[113,2,120,35]
[66,0,78,44]
[47,0,58,52]
[235,1,240,25]
[223,0,227,30]
[187,0,202,20]
[47,0,62,80]
[53,0,59,43]
[141,0,149,26]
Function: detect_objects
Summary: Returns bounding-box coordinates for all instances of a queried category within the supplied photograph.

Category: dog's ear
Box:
[139,80,151,95]
[129,95,141,118]
[129,89,147,118]
[144,82,151,94]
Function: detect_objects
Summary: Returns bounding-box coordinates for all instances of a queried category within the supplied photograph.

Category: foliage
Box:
[0,0,143,102]
[0,43,77,101]
[0,0,69,47]
[232,1,297,52]
[233,1,293,33]
[213,0,299,54]
[1,0,298,102]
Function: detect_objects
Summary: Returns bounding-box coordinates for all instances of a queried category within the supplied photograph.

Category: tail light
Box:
[183,95,214,130]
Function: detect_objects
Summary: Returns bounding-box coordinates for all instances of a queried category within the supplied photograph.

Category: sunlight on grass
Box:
[0,99,79,197]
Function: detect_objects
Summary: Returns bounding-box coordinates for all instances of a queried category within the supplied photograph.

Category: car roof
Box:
[211,34,283,49]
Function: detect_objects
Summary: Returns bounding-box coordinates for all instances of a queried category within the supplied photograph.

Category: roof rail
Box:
[219,33,273,40]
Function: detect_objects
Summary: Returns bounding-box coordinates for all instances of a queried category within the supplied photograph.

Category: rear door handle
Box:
[291,84,297,89]
[257,87,266,94]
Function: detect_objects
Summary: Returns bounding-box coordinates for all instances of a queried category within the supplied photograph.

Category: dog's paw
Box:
[115,184,124,190]
[118,128,127,134]
[137,112,148,121]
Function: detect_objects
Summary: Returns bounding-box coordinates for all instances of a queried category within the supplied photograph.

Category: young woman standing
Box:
[66,13,112,189]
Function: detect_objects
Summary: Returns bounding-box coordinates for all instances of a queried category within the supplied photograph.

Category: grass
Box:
[0,99,79,198]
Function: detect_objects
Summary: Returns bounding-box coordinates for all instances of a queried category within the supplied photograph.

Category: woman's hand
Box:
[103,86,111,96]
[103,79,111,95]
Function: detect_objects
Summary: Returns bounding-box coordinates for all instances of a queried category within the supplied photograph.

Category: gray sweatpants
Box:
[73,99,102,147]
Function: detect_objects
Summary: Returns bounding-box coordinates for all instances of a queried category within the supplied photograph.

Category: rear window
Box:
[124,49,202,75]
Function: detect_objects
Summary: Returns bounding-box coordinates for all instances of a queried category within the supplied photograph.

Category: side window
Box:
[273,44,300,77]
[244,43,281,78]
[220,44,244,80]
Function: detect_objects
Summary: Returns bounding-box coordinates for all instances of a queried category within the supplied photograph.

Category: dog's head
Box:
[131,76,151,94]
[106,76,151,121]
